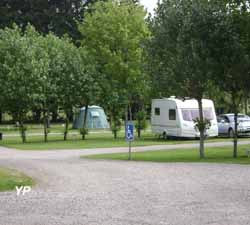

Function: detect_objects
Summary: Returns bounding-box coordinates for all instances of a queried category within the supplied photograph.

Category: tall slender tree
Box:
[0,25,49,142]
[78,0,150,138]
[210,0,250,158]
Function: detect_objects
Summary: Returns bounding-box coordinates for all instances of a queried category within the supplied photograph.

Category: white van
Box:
[151,97,218,138]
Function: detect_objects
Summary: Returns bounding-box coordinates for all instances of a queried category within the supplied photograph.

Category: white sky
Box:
[140,0,158,15]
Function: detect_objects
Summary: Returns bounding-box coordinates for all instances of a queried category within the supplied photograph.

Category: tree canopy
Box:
[0,25,49,141]
[149,0,250,158]
[78,0,150,137]
[0,0,99,40]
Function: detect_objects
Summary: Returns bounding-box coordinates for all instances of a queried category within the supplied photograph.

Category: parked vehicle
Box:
[151,97,218,138]
[217,114,250,137]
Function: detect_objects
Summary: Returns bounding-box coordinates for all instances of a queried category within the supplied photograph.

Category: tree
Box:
[0,25,49,142]
[150,0,222,158]
[210,0,250,158]
[37,33,63,142]
[42,33,98,141]
[78,0,150,138]
[39,33,97,141]
[0,0,100,41]
[56,43,97,141]
[0,24,97,142]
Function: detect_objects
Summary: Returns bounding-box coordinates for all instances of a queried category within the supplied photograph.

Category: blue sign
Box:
[126,123,134,141]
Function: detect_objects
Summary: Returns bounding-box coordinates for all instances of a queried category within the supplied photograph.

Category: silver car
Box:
[217,114,250,137]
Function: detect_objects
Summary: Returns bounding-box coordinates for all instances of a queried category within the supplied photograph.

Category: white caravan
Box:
[151,97,218,138]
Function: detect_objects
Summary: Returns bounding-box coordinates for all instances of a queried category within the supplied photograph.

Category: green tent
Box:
[73,106,110,129]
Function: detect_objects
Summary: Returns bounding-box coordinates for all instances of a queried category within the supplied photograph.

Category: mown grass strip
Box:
[85,145,250,165]
[0,168,34,192]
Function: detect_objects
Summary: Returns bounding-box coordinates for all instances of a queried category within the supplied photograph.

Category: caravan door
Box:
[166,108,179,136]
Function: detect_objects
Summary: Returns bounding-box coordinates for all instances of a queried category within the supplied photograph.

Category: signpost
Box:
[126,122,134,160]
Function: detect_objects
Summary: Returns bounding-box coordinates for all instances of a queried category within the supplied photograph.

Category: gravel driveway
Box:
[0,144,250,225]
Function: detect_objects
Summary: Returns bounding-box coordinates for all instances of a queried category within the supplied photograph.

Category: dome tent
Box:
[73,106,110,129]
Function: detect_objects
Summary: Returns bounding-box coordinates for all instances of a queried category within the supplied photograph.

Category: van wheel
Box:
[163,132,168,140]
[228,129,234,138]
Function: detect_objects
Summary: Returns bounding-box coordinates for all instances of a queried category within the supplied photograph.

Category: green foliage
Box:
[149,0,250,158]
[150,0,247,158]
[0,24,49,142]
[193,118,211,135]
[0,24,97,142]
[151,0,220,99]
[35,29,97,141]
[56,42,96,140]
[208,1,250,157]
[0,0,99,41]
[0,25,48,114]
[78,0,151,121]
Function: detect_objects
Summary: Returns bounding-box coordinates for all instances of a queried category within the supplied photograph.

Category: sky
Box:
[140,0,158,15]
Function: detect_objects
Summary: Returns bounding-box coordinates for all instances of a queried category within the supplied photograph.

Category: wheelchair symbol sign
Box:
[126,124,134,141]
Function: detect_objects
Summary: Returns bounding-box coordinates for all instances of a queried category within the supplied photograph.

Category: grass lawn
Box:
[0,168,34,192]
[0,132,190,150]
[1,122,250,150]
[0,130,248,150]
[85,145,250,165]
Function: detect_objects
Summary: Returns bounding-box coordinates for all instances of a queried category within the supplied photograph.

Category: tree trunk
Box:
[197,98,205,159]
[43,110,48,142]
[125,105,128,122]
[124,105,128,139]
[114,129,117,139]
[82,103,89,140]
[109,110,112,128]
[0,110,2,124]
[138,124,141,138]
[52,109,58,123]
[233,112,238,158]
[129,104,132,121]
[19,120,26,143]
[244,98,248,115]
[63,110,70,141]
[137,118,141,138]
[64,115,69,141]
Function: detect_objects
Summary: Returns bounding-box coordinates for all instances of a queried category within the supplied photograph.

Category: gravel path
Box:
[0,143,250,225]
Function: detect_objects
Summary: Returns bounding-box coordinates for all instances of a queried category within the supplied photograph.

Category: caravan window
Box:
[90,111,100,117]
[203,109,214,120]
[155,108,160,116]
[181,108,214,121]
[169,109,176,120]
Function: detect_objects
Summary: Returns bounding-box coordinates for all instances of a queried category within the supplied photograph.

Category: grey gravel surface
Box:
[0,144,250,225]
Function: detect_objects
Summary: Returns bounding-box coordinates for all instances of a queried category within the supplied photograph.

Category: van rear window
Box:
[155,108,160,116]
